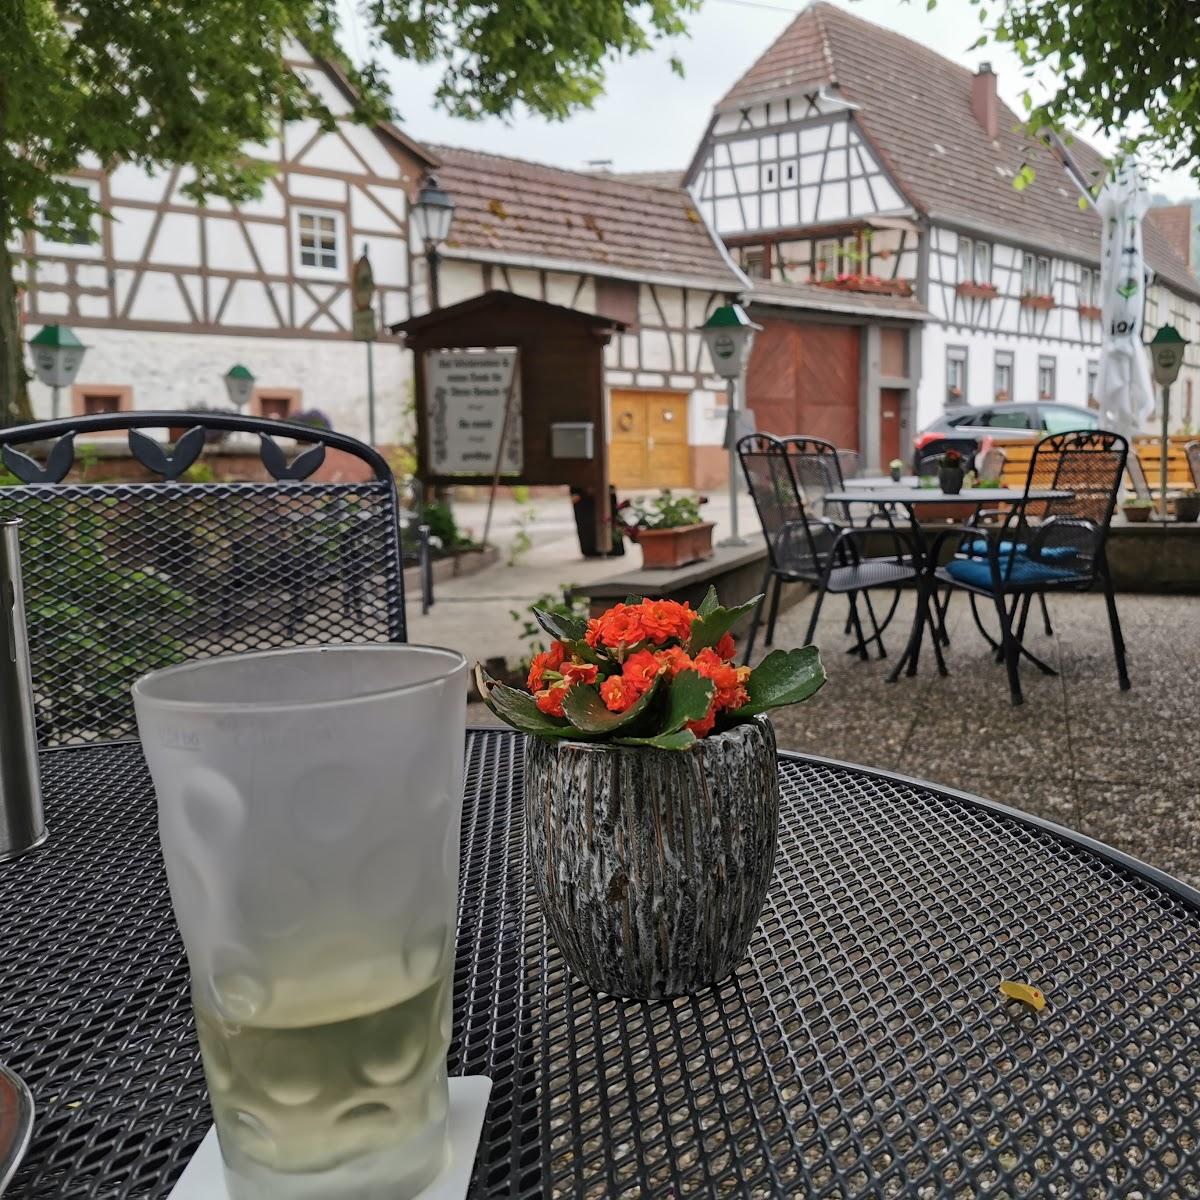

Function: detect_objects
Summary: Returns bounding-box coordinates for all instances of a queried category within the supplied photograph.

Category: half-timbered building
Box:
[416,146,746,489]
[14,46,434,441]
[682,2,1200,468]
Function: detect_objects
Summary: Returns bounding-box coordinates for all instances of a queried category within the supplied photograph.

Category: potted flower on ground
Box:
[475,590,826,999]
[623,490,715,569]
[938,449,966,495]
[1122,497,1154,523]
[1174,488,1200,523]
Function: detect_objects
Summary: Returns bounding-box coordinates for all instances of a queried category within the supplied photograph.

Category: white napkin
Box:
[168,1076,492,1200]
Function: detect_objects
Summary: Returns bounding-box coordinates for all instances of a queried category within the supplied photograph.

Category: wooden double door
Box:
[609,390,691,489]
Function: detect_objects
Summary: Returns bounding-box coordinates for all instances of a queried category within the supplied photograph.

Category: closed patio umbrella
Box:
[1094,160,1156,442]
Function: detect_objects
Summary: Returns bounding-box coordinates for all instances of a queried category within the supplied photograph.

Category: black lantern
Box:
[411,175,455,309]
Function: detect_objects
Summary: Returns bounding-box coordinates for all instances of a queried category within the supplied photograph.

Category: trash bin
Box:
[571,486,625,558]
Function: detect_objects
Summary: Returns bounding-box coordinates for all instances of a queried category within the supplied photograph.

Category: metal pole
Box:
[1160,383,1170,522]
[719,375,747,546]
[52,385,60,420]
[426,247,441,311]
[366,338,376,447]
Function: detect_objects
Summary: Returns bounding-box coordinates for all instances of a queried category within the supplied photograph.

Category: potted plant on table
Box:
[475,590,826,999]
[623,490,715,569]
[1174,488,1200,523]
[889,458,904,482]
[1122,497,1154,523]
[938,449,966,495]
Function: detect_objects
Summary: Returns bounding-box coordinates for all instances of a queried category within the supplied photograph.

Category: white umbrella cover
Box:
[1094,159,1156,440]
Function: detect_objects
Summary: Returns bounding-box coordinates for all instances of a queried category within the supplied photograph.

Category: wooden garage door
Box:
[610,390,690,489]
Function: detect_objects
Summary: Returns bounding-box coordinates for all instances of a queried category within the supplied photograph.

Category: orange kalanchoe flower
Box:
[534,680,571,717]
[601,648,663,713]
[715,632,737,662]
[527,640,567,693]
[560,660,599,686]
[692,647,752,711]
[637,599,696,644]
[585,598,695,651]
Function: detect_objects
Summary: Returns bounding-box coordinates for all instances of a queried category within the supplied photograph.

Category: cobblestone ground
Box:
[765,589,1200,892]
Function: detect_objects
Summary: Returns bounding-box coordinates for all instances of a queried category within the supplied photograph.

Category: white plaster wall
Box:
[25,327,413,445]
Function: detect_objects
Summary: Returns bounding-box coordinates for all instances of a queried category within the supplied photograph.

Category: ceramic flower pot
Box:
[635,522,716,570]
[1123,504,1153,524]
[1174,494,1200,523]
[524,719,778,999]
[938,466,965,495]
[890,465,903,482]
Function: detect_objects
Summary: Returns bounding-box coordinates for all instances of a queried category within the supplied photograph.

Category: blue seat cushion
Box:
[966,539,1079,562]
[946,553,1082,590]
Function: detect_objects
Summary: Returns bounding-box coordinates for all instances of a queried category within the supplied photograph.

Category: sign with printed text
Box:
[423,350,522,476]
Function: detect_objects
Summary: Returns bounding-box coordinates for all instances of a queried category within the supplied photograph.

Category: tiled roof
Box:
[717,2,1200,299]
[605,169,686,190]
[1147,205,1194,271]
[749,279,929,320]
[430,145,743,291]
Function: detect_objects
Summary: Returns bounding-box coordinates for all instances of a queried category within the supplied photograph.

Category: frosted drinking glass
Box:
[132,645,468,1200]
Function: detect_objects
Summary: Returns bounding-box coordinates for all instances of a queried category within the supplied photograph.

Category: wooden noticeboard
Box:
[391,291,626,552]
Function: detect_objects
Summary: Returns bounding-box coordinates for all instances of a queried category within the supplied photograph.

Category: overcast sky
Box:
[339,0,1195,201]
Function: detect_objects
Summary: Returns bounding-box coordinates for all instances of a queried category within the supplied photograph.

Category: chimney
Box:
[971,63,999,140]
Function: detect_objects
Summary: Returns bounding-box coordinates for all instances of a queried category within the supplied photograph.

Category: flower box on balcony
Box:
[812,275,914,297]
[1078,304,1102,321]
[956,282,998,300]
[1020,294,1056,311]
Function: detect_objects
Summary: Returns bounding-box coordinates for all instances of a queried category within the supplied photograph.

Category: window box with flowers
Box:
[1020,293,1056,311]
[1078,304,1102,321]
[808,273,913,297]
[620,491,714,570]
[476,591,826,997]
[956,282,998,300]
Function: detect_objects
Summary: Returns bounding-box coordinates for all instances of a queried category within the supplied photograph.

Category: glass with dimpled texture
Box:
[132,645,468,1200]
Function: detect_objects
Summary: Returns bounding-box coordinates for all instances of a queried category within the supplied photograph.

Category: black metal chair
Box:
[935,429,1129,705]
[0,412,406,747]
[737,433,917,663]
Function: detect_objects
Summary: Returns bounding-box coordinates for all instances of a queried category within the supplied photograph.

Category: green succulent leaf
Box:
[475,666,586,739]
[532,606,587,644]
[614,730,697,750]
[623,594,644,605]
[732,646,826,717]
[688,595,762,654]
[561,677,660,734]
[697,585,720,617]
[661,669,715,733]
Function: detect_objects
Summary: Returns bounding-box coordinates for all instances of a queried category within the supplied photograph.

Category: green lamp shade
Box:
[224,364,256,409]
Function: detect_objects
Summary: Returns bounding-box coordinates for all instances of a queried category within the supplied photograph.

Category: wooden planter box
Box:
[635,522,715,570]
[956,282,998,300]
[1020,294,1056,311]
[816,277,914,297]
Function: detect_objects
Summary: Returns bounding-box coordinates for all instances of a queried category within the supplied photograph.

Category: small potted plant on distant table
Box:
[938,449,966,495]
[1122,497,1154,523]
[889,458,904,482]
[1174,488,1200,523]
[623,490,715,569]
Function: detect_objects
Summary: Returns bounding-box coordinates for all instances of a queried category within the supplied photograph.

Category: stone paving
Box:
[765,587,1200,892]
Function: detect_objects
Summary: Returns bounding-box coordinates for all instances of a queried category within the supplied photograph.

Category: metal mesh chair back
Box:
[1187,440,1200,488]
[1021,429,1127,568]
[737,434,832,576]
[0,413,406,748]
[780,436,851,523]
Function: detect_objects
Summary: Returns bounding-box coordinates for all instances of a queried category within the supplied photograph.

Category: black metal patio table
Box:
[3,727,1200,1199]
[825,486,1072,683]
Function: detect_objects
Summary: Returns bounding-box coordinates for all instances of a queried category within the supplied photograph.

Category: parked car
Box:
[912,402,1100,472]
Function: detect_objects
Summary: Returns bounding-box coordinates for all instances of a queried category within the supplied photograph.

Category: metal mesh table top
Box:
[2,730,1199,1199]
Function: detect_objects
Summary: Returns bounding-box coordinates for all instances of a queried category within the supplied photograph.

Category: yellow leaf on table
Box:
[999,979,1046,1011]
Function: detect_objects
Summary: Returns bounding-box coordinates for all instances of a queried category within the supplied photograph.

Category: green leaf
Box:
[614,730,697,750]
[697,585,720,618]
[661,669,715,734]
[561,677,660,734]
[623,594,644,605]
[532,606,587,643]
[732,647,826,718]
[688,595,761,654]
[475,666,584,739]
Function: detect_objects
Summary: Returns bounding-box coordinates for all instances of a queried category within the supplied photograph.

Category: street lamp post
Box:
[698,303,761,546]
[28,325,87,419]
[223,364,256,410]
[1148,324,1189,522]
[411,175,455,312]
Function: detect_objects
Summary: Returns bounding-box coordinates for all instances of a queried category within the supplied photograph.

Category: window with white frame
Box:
[815,238,839,279]
[293,208,342,273]
[1038,355,1056,400]
[35,179,103,256]
[946,346,968,405]
[1021,252,1036,294]
[973,241,992,285]
[1035,256,1052,296]
[1079,267,1100,310]
[957,236,974,282]
[994,350,1013,401]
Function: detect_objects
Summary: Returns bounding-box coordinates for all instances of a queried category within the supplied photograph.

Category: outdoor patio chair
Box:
[0,412,406,747]
[737,433,917,664]
[935,428,1129,705]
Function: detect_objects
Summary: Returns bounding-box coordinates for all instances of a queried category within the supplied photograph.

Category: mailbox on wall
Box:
[551,422,594,460]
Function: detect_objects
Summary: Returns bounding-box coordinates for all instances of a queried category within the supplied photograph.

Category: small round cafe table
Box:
[1,728,1198,1198]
